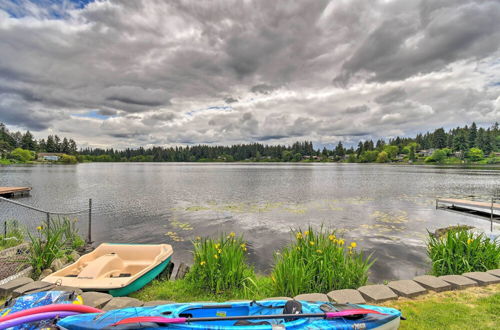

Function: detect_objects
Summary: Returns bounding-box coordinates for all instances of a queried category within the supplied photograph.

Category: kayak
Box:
[57,300,402,329]
[43,243,174,296]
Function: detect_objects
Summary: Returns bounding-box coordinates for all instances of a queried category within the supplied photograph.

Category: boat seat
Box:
[77,253,125,279]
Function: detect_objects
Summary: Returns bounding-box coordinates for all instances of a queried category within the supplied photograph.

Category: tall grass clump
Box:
[427,228,500,276]
[25,217,85,278]
[50,217,85,250]
[0,220,24,250]
[187,233,254,293]
[271,226,374,297]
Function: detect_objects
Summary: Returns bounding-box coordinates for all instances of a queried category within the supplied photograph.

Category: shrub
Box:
[0,220,24,250]
[271,226,374,297]
[9,148,35,162]
[466,148,484,162]
[376,151,389,163]
[187,233,254,293]
[427,228,500,276]
[59,154,77,164]
[425,149,447,163]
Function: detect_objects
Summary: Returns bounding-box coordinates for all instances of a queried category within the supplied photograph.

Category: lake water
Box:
[1,163,499,282]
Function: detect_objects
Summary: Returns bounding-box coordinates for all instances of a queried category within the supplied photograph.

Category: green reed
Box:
[271,226,374,297]
[25,217,85,278]
[427,228,500,276]
[187,232,254,293]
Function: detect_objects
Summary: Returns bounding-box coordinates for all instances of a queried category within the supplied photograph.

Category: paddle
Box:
[111,308,382,327]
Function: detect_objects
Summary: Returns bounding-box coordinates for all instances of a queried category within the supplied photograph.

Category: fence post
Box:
[3,221,6,237]
[491,197,494,233]
[87,198,92,244]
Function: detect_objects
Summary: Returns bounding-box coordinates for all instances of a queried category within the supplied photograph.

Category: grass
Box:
[382,284,500,329]
[271,226,373,297]
[187,233,254,293]
[427,228,500,276]
[0,220,24,250]
[132,276,274,302]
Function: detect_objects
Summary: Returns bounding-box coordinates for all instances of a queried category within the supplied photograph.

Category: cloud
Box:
[0,0,499,148]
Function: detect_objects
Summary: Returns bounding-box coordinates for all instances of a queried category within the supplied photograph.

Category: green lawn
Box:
[131,276,275,302]
[381,284,500,329]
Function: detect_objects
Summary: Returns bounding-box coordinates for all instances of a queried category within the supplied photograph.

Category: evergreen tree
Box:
[469,122,477,148]
[433,128,447,148]
[21,131,37,150]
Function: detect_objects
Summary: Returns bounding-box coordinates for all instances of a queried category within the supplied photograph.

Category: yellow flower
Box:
[467,238,473,245]
[338,239,345,246]
[229,232,236,238]
[350,242,357,248]
[217,249,222,254]
[215,243,221,249]
[316,249,322,254]
[296,246,301,251]
[304,230,310,236]
[200,261,206,266]
[328,234,336,241]
[214,254,219,259]
[36,226,43,231]
[296,232,303,240]
[271,275,276,283]
[309,241,315,246]
[240,243,247,252]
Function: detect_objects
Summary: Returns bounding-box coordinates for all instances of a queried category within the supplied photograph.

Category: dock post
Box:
[87,198,92,244]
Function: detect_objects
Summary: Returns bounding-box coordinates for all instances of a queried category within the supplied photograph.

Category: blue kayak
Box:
[57,300,401,329]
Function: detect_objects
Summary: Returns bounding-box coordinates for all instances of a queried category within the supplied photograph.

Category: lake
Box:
[1,163,499,282]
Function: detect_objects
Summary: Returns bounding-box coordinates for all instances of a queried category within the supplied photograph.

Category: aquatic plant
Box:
[271,226,374,297]
[0,220,24,250]
[187,233,254,293]
[427,227,500,276]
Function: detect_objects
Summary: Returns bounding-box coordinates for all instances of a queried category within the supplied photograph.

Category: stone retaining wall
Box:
[1,269,499,310]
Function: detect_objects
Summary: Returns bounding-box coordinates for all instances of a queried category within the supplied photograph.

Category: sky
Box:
[0,0,499,149]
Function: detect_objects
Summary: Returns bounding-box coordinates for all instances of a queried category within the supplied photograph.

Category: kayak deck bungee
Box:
[57,300,402,329]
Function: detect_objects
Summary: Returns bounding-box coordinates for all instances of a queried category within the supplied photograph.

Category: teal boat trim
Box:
[108,256,171,297]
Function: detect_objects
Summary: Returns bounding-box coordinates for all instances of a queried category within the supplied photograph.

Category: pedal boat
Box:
[43,243,173,297]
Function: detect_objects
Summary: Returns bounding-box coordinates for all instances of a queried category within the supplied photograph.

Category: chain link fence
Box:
[0,197,92,282]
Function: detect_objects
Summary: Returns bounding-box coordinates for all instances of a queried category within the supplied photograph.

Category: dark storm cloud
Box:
[0,0,498,147]
[224,97,238,104]
[250,84,277,95]
[375,89,407,104]
[336,0,500,84]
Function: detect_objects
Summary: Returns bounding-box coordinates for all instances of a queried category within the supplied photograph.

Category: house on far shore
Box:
[418,149,436,157]
[37,153,63,161]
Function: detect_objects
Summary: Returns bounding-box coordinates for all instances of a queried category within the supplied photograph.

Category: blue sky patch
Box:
[72,110,112,120]
[1,0,94,19]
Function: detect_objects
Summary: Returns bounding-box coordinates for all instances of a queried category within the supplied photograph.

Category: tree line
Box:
[0,123,78,155]
[1,121,499,163]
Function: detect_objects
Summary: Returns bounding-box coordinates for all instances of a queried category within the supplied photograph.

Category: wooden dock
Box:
[436,198,500,231]
[0,187,31,198]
